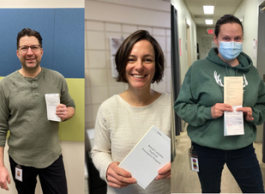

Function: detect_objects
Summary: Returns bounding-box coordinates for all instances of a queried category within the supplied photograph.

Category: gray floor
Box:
[171,131,265,193]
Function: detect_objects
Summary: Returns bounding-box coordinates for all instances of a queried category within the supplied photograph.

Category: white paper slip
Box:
[119,125,170,189]
[45,93,61,122]
[224,105,244,136]
[224,77,244,136]
[224,77,243,106]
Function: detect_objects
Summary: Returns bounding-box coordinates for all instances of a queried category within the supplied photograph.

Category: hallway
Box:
[171,130,265,193]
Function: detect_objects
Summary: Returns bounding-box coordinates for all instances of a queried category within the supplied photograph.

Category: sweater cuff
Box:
[203,107,213,120]
[0,136,7,147]
[247,112,257,125]
[100,159,113,183]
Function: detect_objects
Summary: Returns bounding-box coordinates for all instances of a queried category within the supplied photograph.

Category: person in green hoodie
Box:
[174,14,265,193]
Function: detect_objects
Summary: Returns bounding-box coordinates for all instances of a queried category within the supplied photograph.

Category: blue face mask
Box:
[218,41,243,60]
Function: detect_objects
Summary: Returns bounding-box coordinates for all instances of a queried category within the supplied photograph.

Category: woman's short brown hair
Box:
[115,30,164,83]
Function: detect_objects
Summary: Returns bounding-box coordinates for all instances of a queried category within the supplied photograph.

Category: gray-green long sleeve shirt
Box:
[0,67,75,168]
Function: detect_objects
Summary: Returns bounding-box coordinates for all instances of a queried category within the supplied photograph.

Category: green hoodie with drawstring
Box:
[174,48,265,150]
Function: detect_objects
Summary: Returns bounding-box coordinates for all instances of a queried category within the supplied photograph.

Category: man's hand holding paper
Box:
[56,104,68,121]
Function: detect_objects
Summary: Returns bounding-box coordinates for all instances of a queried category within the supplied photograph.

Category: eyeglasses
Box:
[18,45,41,53]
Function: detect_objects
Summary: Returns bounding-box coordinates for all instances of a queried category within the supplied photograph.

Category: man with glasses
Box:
[0,28,75,194]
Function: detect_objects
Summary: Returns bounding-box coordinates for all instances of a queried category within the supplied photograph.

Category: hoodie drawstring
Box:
[225,63,239,76]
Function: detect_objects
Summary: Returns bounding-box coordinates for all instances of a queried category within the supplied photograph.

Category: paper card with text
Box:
[119,125,170,189]
[224,76,243,106]
[224,77,244,136]
[45,93,61,122]
[224,105,244,136]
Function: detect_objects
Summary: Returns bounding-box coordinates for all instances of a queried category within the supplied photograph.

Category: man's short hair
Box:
[115,30,164,84]
[17,28,43,49]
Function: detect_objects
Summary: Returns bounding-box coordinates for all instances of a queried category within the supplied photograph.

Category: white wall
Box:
[0,1,84,194]
[85,0,170,28]
[0,0,84,8]
[171,0,197,83]
[196,27,215,59]
[234,0,265,68]
[234,0,265,143]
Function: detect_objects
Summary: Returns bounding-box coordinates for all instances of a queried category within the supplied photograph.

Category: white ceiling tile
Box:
[184,0,243,27]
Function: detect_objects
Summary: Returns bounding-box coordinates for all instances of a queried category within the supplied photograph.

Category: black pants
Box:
[192,142,264,193]
[9,155,68,194]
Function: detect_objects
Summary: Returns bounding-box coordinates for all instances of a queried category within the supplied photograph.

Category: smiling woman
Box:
[124,40,156,93]
[116,30,164,106]
[91,30,171,194]
[115,30,164,83]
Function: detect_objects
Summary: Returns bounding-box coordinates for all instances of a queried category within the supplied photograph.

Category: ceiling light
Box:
[205,19,213,25]
[203,6,214,14]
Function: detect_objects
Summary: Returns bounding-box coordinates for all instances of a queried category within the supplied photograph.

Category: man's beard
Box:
[21,61,40,73]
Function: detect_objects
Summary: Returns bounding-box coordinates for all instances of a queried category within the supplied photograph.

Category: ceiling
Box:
[183,0,243,27]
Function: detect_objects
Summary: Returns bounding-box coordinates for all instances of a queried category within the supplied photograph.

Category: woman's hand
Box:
[236,107,254,121]
[106,162,136,188]
[211,103,233,118]
[156,162,171,180]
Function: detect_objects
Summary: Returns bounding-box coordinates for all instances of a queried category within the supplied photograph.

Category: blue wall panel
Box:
[0,8,84,78]
[53,9,84,78]
[0,9,55,74]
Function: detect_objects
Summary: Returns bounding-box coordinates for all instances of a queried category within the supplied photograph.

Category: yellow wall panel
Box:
[59,78,84,142]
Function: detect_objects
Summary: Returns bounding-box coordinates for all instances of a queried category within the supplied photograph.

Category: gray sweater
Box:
[0,68,75,168]
[92,93,171,194]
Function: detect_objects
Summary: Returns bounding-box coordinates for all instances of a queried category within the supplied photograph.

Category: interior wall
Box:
[234,0,265,68]
[234,0,265,143]
[85,0,171,130]
[85,0,170,28]
[257,1,265,80]
[0,1,84,194]
[171,0,197,84]
[196,27,214,59]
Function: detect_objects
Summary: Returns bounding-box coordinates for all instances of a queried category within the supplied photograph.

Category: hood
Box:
[206,48,252,72]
